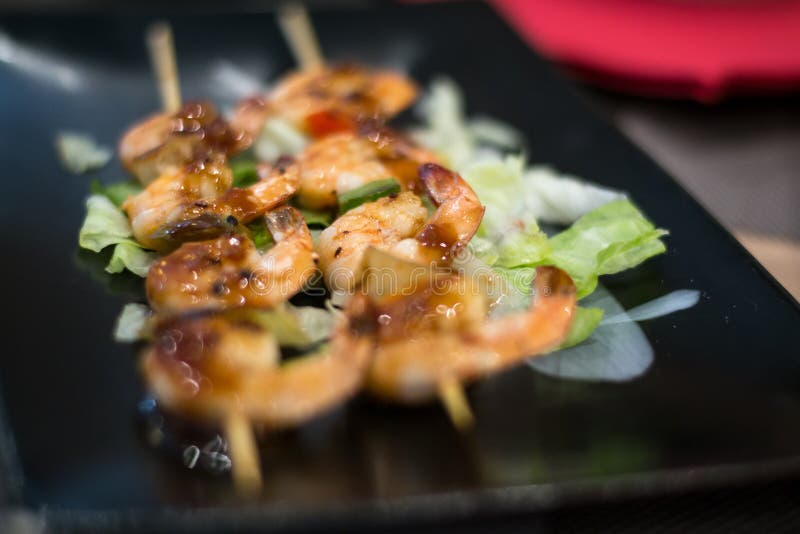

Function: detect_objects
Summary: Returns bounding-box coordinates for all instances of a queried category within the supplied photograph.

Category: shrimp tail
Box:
[149,212,238,248]
[364,266,577,404]
[264,204,306,242]
[416,163,485,258]
[476,265,577,361]
[418,163,464,205]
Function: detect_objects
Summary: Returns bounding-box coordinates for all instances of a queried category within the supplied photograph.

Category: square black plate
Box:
[1,2,799,531]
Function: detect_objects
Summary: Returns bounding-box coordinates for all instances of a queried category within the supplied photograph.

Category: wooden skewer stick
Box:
[224,410,264,495]
[146,21,182,113]
[437,376,475,431]
[277,2,325,71]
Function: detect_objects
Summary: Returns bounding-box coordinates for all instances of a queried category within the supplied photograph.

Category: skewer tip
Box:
[277,2,325,71]
[224,411,263,496]
[438,377,475,431]
[146,20,182,114]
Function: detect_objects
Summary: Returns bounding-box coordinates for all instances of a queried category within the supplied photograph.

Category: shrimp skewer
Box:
[316,163,483,295]
[360,264,577,404]
[233,5,417,144]
[141,297,374,428]
[232,64,419,143]
[125,23,249,185]
[147,205,317,314]
[316,163,486,428]
[119,101,250,186]
[138,23,272,493]
[123,156,299,252]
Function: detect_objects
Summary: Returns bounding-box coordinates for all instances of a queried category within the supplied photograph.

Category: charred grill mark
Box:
[212,280,226,296]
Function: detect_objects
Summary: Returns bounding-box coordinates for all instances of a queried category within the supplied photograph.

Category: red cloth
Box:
[491,0,800,101]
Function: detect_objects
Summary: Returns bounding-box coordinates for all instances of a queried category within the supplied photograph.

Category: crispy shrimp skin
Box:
[141,298,374,428]
[316,164,483,294]
[146,206,316,313]
[119,101,249,185]
[123,156,299,252]
[230,64,418,140]
[363,266,577,403]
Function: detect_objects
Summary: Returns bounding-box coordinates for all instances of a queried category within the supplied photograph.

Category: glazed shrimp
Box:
[123,156,299,252]
[295,126,437,210]
[361,265,577,403]
[231,64,418,140]
[119,101,249,185]
[141,296,374,428]
[316,163,484,294]
[147,206,317,313]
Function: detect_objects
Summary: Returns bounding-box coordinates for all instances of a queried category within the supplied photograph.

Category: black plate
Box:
[1,2,799,531]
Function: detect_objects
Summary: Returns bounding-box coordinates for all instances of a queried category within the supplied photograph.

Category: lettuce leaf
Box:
[411,77,476,169]
[106,241,157,277]
[521,166,626,225]
[254,117,309,161]
[78,194,133,252]
[542,200,668,298]
[460,156,551,270]
[55,132,112,174]
[113,303,151,342]
[558,306,604,350]
[462,155,526,237]
[238,304,334,348]
[78,194,154,277]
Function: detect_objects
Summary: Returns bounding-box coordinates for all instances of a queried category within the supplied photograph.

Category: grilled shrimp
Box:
[123,156,299,252]
[317,163,483,294]
[295,126,437,210]
[141,296,374,428]
[360,265,577,403]
[231,64,418,140]
[119,101,249,185]
[147,206,316,313]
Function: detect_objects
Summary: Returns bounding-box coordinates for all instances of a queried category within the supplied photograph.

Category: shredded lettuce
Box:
[106,241,157,277]
[412,79,669,351]
[468,116,523,150]
[113,303,151,342]
[521,166,626,225]
[292,304,335,345]
[78,194,154,277]
[412,78,476,169]
[241,304,334,348]
[254,117,309,161]
[55,132,112,174]
[558,306,605,350]
[460,156,551,280]
[79,195,134,252]
[415,79,625,227]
